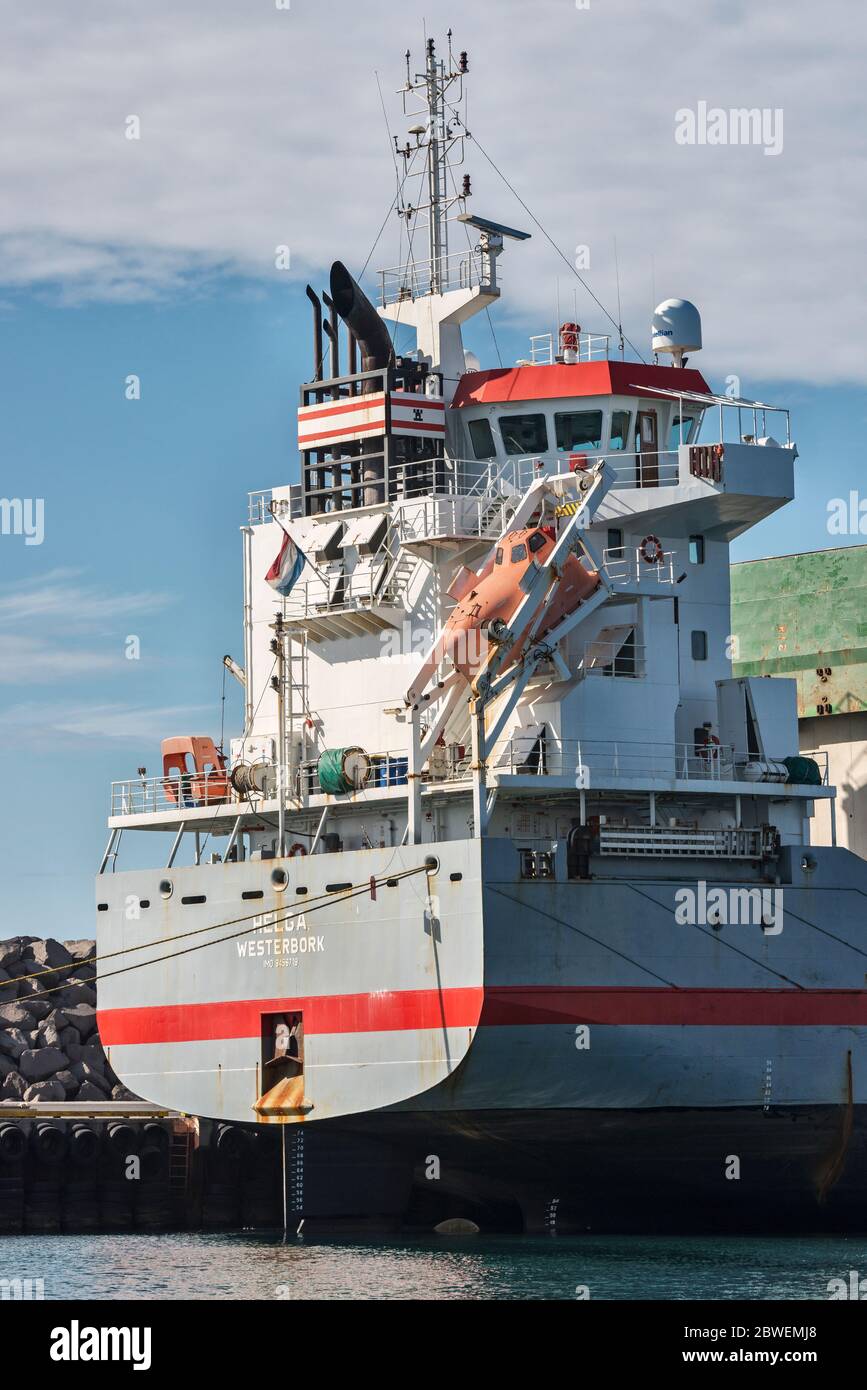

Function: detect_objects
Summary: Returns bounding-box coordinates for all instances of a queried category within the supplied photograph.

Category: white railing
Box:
[493,737,744,784]
[602,544,677,587]
[527,331,611,364]
[378,250,490,306]
[390,454,537,500]
[799,749,830,785]
[577,637,646,679]
[249,487,303,526]
[111,774,235,817]
[395,495,513,545]
[604,450,681,488]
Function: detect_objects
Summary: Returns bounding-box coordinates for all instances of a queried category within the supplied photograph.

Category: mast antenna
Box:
[396,34,470,296]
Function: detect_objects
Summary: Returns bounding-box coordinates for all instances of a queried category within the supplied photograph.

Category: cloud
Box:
[0,633,121,682]
[0,0,864,382]
[0,570,175,682]
[0,569,173,631]
[2,699,212,744]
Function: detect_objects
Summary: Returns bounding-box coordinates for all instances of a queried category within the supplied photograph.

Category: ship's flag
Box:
[265,528,306,596]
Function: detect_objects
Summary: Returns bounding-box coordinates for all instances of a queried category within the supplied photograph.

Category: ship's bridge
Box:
[450,361,797,542]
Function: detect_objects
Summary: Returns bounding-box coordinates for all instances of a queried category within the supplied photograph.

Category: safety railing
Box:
[248,487,303,526]
[492,737,743,784]
[603,450,681,489]
[527,331,611,364]
[395,494,513,545]
[576,637,646,679]
[378,250,490,306]
[799,749,830,786]
[111,774,235,817]
[602,544,677,587]
[388,454,537,500]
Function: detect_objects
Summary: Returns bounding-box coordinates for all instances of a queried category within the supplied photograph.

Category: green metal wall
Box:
[730,545,867,718]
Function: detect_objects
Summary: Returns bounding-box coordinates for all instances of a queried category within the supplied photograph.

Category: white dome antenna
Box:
[652,298,702,367]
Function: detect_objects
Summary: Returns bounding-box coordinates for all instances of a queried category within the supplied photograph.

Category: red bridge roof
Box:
[451,360,711,409]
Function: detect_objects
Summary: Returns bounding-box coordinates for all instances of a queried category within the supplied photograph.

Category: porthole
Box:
[159,880,173,900]
[271,868,289,891]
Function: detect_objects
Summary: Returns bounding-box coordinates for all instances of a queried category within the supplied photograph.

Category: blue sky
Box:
[0,0,864,935]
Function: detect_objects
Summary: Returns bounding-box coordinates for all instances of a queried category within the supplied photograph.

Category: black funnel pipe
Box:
[322,292,340,383]
[329,261,393,384]
[330,261,393,504]
[305,285,323,381]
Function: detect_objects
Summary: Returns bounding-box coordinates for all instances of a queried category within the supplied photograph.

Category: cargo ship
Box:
[95,36,867,1232]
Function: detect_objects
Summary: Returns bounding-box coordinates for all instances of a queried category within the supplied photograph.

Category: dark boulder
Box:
[56,1003,97,1038]
[19,1047,69,1082]
[70,1061,110,1095]
[54,983,97,1009]
[76,1081,108,1103]
[0,1002,35,1031]
[63,940,96,963]
[0,1027,28,1060]
[23,1079,66,1103]
[0,1070,26,1100]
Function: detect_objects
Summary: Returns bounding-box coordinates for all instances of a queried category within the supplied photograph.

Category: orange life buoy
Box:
[288,842,307,857]
[639,534,664,565]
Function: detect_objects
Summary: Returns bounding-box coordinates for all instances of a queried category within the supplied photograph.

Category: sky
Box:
[1,0,865,936]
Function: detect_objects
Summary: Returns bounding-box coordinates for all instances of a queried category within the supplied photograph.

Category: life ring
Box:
[288,842,307,857]
[639,534,664,565]
[701,734,720,761]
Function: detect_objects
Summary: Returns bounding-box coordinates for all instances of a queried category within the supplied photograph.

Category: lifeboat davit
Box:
[407,525,599,703]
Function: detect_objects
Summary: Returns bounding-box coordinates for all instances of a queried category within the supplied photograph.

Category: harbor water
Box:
[2,1231,866,1301]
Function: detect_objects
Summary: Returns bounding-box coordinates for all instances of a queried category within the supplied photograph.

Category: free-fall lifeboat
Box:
[408,525,600,702]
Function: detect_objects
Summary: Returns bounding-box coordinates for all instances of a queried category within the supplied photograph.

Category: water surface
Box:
[2,1231,864,1300]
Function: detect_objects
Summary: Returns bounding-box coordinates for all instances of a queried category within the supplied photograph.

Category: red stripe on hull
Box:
[480,986,867,1028]
[99,986,484,1045]
[99,985,867,1046]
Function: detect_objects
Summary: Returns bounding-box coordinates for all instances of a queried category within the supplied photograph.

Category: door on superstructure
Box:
[636,410,659,487]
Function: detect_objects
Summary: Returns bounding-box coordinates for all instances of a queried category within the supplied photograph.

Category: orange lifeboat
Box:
[161,736,229,807]
[409,526,599,700]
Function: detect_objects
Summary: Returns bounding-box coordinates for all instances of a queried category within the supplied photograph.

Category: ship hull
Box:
[96,838,867,1230]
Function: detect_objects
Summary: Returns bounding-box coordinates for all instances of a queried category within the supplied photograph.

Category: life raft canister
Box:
[639,534,664,565]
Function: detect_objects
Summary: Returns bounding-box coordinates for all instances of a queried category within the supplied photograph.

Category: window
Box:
[691,630,708,661]
[495,546,503,565]
[688,535,705,565]
[499,413,548,455]
[609,410,631,451]
[554,410,603,451]
[607,527,623,551]
[528,530,547,554]
[468,417,496,460]
[510,542,528,562]
[669,414,700,449]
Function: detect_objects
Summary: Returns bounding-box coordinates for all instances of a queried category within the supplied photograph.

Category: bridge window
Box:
[691,630,708,661]
[500,413,548,455]
[669,414,700,448]
[609,410,631,451]
[554,409,603,451]
[468,417,496,460]
[689,535,705,565]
